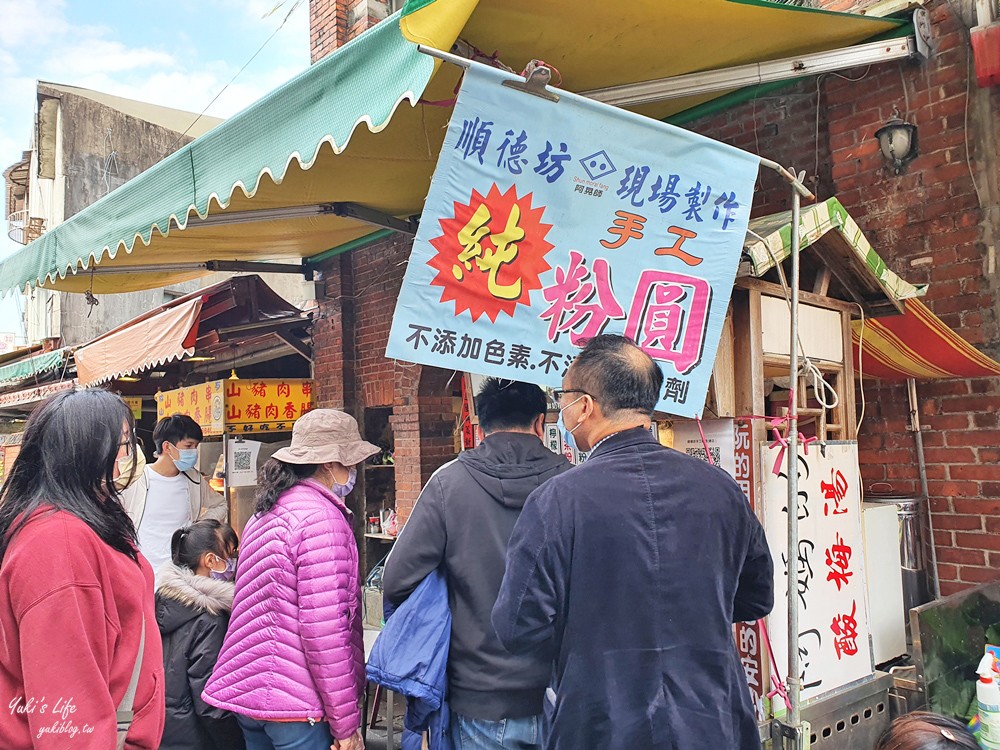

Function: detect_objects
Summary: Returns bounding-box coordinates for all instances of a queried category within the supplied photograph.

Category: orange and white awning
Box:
[852,298,1000,381]
[73,297,203,386]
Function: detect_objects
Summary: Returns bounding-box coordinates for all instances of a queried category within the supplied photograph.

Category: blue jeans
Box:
[237,715,334,750]
[450,712,542,750]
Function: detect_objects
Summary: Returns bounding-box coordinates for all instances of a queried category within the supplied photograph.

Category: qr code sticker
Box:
[233,449,253,472]
[688,447,721,466]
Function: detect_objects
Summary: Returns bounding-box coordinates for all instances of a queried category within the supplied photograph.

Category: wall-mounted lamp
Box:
[875,115,919,175]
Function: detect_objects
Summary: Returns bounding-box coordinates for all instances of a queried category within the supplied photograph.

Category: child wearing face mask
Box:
[156,519,245,750]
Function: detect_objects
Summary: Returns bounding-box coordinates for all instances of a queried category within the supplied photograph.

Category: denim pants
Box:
[450,712,542,750]
[236,715,334,750]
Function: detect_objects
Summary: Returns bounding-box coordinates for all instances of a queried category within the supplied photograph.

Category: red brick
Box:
[934,514,983,531]
[959,566,1000,584]
[951,464,1000,481]
[955,532,1000,552]
[940,581,968,596]
[948,430,1000,447]
[936,546,987,565]
[954,499,1000,515]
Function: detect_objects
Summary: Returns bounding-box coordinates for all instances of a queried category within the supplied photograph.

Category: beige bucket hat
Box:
[271,409,380,467]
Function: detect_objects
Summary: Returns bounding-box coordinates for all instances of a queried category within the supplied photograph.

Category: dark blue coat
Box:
[367,568,452,750]
[492,428,773,750]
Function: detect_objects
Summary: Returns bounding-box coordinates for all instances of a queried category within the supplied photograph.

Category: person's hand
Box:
[332,729,364,750]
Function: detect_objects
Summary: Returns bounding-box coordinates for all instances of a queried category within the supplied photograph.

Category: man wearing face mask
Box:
[121,414,228,577]
[383,378,570,749]
[492,335,774,750]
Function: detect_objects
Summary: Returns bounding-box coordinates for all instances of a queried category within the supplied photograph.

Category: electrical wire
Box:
[163,0,304,157]
[855,303,866,434]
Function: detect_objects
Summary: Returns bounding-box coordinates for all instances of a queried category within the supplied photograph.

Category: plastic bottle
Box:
[977,653,1000,749]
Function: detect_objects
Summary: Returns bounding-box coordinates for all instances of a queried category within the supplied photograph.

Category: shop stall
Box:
[155,378,315,534]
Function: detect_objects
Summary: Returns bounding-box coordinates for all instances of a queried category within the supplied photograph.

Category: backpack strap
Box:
[115,612,145,750]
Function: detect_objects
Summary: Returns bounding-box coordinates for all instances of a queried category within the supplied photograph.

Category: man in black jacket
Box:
[383,378,570,749]
[492,335,774,750]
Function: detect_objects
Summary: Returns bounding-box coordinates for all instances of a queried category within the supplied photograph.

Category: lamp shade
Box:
[874,118,918,174]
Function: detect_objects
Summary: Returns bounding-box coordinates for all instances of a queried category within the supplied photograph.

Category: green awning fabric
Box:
[742,197,926,316]
[0,349,69,386]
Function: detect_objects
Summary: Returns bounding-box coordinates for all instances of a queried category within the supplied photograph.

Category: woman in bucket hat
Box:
[202,410,378,750]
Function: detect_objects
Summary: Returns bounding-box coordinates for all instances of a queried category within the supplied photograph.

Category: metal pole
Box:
[786,184,802,729]
[417,44,472,69]
[908,377,941,599]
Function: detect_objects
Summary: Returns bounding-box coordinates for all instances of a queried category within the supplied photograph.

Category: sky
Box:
[0,0,310,346]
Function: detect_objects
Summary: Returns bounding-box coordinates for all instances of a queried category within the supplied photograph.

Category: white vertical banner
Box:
[761,441,873,702]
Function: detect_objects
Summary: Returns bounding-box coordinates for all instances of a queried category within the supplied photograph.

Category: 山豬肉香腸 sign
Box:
[386,64,760,417]
[156,379,314,434]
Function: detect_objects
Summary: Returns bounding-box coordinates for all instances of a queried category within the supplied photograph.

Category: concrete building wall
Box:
[15,86,314,347]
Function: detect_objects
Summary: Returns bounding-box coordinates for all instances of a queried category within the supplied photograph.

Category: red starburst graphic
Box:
[427,183,554,322]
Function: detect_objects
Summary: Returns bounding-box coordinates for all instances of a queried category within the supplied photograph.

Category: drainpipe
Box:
[907,377,940,600]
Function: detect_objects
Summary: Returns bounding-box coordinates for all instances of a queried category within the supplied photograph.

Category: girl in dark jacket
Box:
[156,519,245,750]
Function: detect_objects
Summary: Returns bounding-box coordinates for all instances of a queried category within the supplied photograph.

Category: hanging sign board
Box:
[124,397,143,420]
[385,63,760,418]
[157,381,226,436]
[762,441,873,703]
[227,439,263,487]
[157,379,314,435]
[670,419,737,478]
[732,420,766,721]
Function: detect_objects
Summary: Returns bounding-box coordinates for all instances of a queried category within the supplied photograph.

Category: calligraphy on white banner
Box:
[762,441,873,702]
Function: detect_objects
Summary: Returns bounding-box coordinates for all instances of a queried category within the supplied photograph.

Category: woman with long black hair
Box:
[0,389,165,750]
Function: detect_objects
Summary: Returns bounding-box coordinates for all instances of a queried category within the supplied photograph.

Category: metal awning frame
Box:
[580,11,932,107]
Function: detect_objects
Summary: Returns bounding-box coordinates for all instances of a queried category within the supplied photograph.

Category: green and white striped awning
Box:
[0,349,69,387]
[742,197,926,315]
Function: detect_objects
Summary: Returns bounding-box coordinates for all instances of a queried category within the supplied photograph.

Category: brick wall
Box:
[309,1,457,538]
[308,0,1000,581]
[685,0,1000,594]
[310,0,390,63]
[313,232,458,531]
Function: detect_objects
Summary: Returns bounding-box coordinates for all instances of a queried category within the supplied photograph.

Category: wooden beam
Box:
[813,265,832,297]
[275,331,313,363]
[735,276,855,314]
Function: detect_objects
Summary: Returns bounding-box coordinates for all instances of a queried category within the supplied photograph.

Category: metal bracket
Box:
[204,260,314,281]
[912,8,934,61]
[771,719,811,750]
[329,202,418,236]
[501,61,560,103]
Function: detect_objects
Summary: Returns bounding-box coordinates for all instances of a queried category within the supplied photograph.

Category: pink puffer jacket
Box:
[202,479,364,739]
